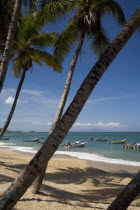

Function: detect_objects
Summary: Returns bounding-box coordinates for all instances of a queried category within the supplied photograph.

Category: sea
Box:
[0,132,140,166]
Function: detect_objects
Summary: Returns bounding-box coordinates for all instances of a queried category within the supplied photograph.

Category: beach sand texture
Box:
[0,149,140,210]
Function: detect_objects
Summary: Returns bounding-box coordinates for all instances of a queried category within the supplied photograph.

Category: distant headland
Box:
[0,129,37,133]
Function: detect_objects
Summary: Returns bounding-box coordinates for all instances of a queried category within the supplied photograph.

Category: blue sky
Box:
[1,1,140,132]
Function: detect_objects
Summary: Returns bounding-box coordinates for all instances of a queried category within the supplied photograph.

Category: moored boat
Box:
[123,142,140,149]
[91,138,108,141]
[23,137,40,142]
[62,140,86,148]
[109,139,127,144]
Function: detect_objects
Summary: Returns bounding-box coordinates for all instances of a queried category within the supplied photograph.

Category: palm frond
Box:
[30,48,62,72]
[0,0,13,42]
[34,0,75,28]
[16,15,39,45]
[40,0,49,8]
[29,32,58,48]
[89,24,110,58]
[91,0,126,26]
[54,18,80,63]
[23,0,38,11]
[12,58,23,78]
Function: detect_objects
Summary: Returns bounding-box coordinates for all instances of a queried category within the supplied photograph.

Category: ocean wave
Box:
[0,142,16,146]
[55,151,140,166]
[0,144,37,153]
[0,143,140,166]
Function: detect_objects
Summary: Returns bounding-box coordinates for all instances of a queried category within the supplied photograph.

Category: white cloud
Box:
[74,122,92,127]
[32,121,41,125]
[4,96,15,104]
[21,89,59,106]
[4,96,28,105]
[94,121,120,127]
[22,89,45,96]
[47,122,52,125]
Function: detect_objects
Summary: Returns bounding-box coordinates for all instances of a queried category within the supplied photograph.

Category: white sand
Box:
[0,149,140,210]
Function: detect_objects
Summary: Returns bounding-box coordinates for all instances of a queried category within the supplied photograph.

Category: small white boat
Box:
[62,140,86,148]
[23,138,40,142]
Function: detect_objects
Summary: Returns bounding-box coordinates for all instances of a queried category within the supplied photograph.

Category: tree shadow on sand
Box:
[44,166,132,185]
[0,161,26,174]
[20,166,140,209]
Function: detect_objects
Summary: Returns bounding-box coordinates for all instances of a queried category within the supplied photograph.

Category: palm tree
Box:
[0,14,62,140]
[107,171,140,209]
[50,0,126,132]
[0,0,22,93]
[0,0,39,93]
[0,0,14,53]
[0,0,75,93]
[32,0,126,194]
[0,6,140,210]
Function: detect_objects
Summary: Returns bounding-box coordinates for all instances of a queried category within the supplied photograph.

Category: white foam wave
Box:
[0,143,139,166]
[0,144,37,153]
[12,146,38,153]
[0,142,16,146]
[55,151,140,166]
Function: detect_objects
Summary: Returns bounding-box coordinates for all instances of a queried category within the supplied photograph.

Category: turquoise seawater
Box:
[0,132,140,166]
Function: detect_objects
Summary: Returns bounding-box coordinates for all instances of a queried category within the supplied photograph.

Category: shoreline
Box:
[1,147,140,175]
[0,148,140,209]
[0,143,140,167]
[53,154,140,175]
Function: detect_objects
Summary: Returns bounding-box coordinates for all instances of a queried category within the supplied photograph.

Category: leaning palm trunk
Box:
[107,171,140,210]
[32,31,86,194]
[50,31,86,133]
[0,0,22,93]
[0,69,26,140]
[0,7,140,210]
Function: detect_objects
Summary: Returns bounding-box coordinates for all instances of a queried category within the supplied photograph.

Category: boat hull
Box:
[109,139,127,144]
[62,141,86,148]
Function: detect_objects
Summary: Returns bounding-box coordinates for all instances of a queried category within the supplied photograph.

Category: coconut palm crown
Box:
[54,0,126,62]
[12,14,62,77]
[0,13,62,140]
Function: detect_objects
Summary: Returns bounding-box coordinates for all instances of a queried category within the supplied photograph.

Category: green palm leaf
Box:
[91,0,126,25]
[29,32,58,48]
[54,18,80,63]
[89,24,110,58]
[34,0,75,28]
[30,48,62,72]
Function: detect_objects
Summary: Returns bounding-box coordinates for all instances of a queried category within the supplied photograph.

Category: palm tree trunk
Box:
[0,0,22,93]
[0,7,140,210]
[0,69,26,140]
[32,31,86,194]
[50,31,86,133]
[107,171,140,210]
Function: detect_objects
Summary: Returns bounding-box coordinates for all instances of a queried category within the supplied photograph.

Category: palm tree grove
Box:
[0,1,140,210]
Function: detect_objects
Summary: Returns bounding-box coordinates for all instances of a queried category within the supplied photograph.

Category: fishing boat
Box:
[90,138,108,141]
[23,137,40,142]
[1,137,10,140]
[109,139,127,144]
[62,140,86,148]
[135,143,140,149]
[123,142,140,149]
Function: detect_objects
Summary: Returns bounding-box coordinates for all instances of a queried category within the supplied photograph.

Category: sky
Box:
[1,1,140,132]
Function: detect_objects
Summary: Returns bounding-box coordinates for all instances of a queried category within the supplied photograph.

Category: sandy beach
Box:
[0,149,140,210]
